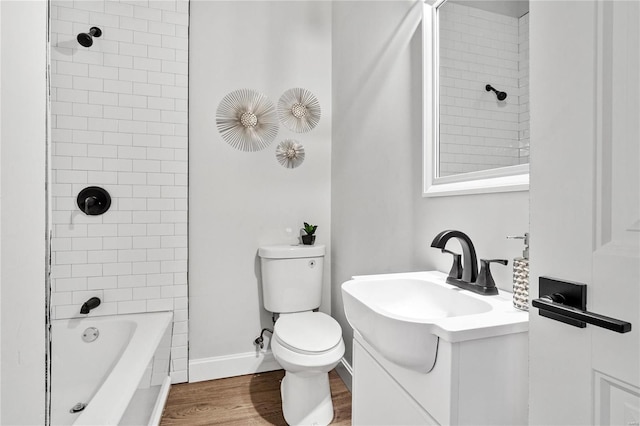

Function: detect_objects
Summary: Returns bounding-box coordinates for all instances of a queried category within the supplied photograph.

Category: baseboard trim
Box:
[189,350,282,383]
[335,357,353,392]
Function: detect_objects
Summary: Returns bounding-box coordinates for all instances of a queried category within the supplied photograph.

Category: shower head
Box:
[77,27,102,47]
[485,84,507,101]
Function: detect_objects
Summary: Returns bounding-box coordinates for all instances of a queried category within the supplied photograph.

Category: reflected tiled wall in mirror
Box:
[438,1,529,176]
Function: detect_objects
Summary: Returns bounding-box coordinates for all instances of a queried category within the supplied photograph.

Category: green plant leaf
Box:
[303,222,317,235]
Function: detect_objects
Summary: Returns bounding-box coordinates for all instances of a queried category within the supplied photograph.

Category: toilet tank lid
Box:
[258,244,325,259]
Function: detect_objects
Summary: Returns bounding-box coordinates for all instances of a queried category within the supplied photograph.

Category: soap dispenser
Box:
[507,233,529,311]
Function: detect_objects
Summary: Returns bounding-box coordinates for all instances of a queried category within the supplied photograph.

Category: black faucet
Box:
[80,297,101,314]
[431,230,506,295]
[431,230,478,283]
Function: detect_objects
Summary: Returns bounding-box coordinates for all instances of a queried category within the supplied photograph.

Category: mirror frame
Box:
[422,0,529,197]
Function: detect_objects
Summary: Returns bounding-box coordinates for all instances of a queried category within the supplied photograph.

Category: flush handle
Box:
[532,277,632,334]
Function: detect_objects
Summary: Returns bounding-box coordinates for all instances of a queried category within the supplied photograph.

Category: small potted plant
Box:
[301,222,317,245]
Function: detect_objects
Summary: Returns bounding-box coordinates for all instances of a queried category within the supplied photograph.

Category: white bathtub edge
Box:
[74,311,173,425]
[148,375,172,426]
[189,350,281,383]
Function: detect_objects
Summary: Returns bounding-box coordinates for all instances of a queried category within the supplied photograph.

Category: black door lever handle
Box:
[533,277,632,334]
[532,297,632,333]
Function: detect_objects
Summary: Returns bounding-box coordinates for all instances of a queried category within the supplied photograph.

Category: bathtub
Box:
[50,311,173,426]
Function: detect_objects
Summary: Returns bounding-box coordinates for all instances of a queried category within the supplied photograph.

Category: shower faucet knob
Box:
[77,186,111,216]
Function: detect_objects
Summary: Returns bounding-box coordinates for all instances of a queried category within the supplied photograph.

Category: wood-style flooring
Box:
[160,369,352,425]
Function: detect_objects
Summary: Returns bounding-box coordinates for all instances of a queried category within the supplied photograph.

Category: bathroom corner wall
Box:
[189,1,332,381]
[331,1,529,369]
[331,0,424,369]
[49,0,189,383]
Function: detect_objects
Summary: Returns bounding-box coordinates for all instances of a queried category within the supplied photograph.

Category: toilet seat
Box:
[274,312,342,355]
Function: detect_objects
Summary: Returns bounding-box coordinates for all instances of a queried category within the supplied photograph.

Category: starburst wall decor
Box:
[277,88,321,133]
[275,139,305,169]
[216,89,279,152]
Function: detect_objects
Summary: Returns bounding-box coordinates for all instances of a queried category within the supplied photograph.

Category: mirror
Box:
[423,0,530,196]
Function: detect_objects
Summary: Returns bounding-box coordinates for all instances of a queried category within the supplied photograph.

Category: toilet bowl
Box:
[271,311,345,425]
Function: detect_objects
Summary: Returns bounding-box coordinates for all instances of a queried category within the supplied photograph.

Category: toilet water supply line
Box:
[254,328,273,349]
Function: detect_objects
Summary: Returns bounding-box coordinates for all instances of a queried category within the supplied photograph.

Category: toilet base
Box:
[280,370,334,425]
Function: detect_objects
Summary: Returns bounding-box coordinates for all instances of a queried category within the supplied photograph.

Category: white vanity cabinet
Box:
[351,330,528,425]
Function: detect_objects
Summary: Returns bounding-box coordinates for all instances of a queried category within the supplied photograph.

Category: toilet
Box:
[258,244,345,426]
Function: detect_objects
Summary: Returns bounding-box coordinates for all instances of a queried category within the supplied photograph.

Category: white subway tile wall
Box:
[438,3,530,176]
[50,0,189,383]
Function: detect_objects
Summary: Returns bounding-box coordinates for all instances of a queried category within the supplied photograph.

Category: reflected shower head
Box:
[77,27,102,47]
[485,84,507,101]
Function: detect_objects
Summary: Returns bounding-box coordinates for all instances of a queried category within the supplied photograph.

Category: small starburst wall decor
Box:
[275,139,305,169]
[216,89,279,152]
[277,88,321,133]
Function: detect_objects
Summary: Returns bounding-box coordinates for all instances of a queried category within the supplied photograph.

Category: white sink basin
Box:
[341,270,528,372]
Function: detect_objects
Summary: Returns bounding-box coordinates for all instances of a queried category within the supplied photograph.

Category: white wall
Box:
[48,0,189,383]
[0,1,3,418]
[189,1,332,380]
[331,0,425,368]
[0,1,3,419]
[0,1,48,424]
[331,1,529,368]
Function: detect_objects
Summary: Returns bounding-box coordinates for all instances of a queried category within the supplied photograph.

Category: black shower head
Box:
[77,27,102,47]
[485,84,507,101]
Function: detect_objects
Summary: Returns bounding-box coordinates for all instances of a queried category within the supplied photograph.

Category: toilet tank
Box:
[258,245,325,313]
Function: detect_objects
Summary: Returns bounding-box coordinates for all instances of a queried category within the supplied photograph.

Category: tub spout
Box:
[80,297,101,314]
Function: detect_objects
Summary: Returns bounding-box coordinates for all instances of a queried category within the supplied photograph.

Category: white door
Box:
[530,1,640,425]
